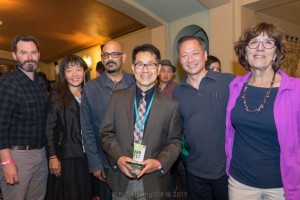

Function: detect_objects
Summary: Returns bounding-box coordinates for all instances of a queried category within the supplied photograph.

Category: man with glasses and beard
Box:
[81,40,135,200]
[0,35,48,200]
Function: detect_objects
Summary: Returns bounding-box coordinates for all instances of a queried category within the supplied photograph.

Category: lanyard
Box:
[134,92,155,132]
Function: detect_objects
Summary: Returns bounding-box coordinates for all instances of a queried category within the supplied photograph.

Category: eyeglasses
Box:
[101,52,123,59]
[247,39,276,49]
[134,62,158,70]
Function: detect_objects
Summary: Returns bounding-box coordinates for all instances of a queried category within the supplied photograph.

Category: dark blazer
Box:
[101,86,182,198]
[45,92,83,159]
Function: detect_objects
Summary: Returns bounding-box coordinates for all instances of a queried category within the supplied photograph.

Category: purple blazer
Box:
[225,70,300,200]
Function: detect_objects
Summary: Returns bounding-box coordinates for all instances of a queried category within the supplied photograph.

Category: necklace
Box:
[241,72,276,113]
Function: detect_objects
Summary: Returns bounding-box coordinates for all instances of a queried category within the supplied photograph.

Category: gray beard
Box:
[18,61,38,72]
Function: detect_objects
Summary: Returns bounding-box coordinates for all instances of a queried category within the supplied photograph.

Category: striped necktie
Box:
[134,92,146,144]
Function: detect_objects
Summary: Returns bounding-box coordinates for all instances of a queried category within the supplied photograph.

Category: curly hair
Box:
[234,22,287,71]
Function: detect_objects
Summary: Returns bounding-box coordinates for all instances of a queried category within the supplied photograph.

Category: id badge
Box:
[133,143,146,162]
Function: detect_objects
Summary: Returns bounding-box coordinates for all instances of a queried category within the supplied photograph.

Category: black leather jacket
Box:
[44,92,83,159]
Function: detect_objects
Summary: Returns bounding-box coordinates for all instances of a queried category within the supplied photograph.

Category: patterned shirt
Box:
[0,68,47,149]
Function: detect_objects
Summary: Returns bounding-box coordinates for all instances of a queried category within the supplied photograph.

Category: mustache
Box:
[24,60,38,65]
[106,61,117,66]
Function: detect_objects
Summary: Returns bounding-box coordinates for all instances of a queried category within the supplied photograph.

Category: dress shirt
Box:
[173,70,234,179]
[134,86,155,131]
[0,68,47,149]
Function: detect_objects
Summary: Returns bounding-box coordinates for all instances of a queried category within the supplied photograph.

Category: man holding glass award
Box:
[101,44,182,199]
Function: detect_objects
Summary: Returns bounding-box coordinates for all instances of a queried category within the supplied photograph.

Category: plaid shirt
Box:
[0,68,47,149]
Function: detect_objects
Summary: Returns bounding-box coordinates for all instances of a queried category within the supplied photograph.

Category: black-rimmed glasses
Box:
[134,62,158,70]
[101,52,123,59]
[247,39,276,49]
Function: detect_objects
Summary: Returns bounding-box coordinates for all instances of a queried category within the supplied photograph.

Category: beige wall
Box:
[210,3,237,74]
[151,26,167,60]
[115,28,152,74]
[254,12,300,37]
[0,50,12,61]
[209,0,258,76]
[38,62,53,77]
[241,6,300,37]
[208,0,300,76]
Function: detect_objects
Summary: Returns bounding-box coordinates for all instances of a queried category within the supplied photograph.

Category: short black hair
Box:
[132,44,161,64]
[177,35,206,52]
[205,55,221,70]
[96,61,105,74]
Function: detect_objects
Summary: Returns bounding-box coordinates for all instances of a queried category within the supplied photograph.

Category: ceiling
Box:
[244,0,300,26]
[0,0,209,65]
[0,0,299,66]
[0,0,146,63]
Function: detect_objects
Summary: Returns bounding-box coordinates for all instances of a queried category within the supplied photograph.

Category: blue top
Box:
[225,70,300,199]
[173,70,234,179]
[80,71,135,172]
[230,85,282,188]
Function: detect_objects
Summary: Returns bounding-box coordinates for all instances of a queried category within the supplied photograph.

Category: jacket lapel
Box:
[126,87,135,138]
[143,90,161,143]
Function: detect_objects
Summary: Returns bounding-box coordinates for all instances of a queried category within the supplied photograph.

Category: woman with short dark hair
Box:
[226,22,300,200]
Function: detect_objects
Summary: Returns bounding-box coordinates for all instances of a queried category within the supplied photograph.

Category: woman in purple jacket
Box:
[225,22,300,200]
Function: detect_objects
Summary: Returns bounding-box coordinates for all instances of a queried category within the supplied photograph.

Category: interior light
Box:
[83,55,92,69]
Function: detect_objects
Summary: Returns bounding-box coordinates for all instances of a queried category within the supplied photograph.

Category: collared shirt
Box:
[135,86,155,131]
[0,68,47,149]
[173,70,234,179]
[106,72,129,91]
[157,80,178,98]
[81,71,135,171]
[135,86,155,111]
